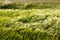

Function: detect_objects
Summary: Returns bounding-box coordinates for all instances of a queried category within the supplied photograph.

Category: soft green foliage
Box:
[0,9,60,40]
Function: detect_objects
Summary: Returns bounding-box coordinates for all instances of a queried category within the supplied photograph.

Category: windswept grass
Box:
[0,9,60,40]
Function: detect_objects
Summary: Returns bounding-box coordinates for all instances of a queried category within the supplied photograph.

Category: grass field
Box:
[0,3,60,40]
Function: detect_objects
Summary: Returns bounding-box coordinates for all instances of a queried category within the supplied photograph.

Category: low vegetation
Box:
[0,9,60,40]
[0,0,60,40]
[0,3,60,9]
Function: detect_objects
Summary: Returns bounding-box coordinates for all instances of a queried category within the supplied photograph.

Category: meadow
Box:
[0,3,60,40]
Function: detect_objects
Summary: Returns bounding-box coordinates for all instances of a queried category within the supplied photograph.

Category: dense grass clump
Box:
[0,9,60,40]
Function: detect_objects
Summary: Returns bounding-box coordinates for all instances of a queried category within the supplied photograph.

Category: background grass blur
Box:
[0,2,60,9]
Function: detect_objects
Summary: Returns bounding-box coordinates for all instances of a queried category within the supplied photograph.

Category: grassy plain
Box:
[0,3,60,40]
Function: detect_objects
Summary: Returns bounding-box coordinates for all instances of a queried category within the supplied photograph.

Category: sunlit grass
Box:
[0,9,60,40]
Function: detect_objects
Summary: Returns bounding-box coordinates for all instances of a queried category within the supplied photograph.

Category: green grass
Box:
[0,9,60,40]
[0,3,60,9]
